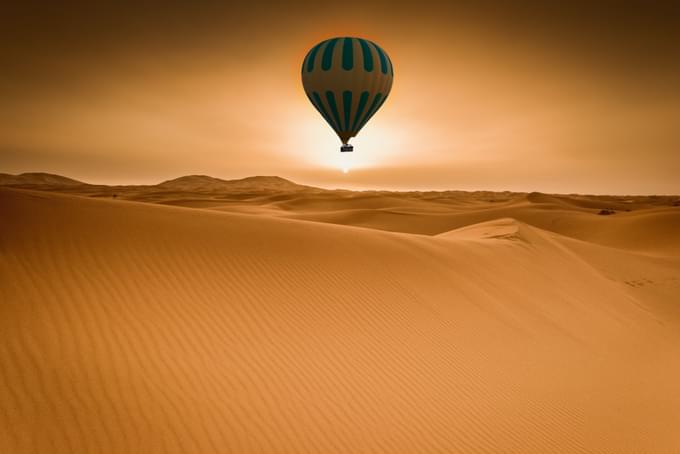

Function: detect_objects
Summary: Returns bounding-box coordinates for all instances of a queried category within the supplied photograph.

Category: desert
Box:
[3,2,680,451]
[1,173,679,453]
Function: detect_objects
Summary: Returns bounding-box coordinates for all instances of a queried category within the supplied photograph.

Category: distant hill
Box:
[0,172,85,187]
[0,172,318,193]
[157,175,311,192]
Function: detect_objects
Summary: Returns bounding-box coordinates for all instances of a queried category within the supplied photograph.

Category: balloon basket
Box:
[340,144,354,152]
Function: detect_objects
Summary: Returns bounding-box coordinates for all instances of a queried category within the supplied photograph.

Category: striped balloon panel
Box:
[301,37,393,144]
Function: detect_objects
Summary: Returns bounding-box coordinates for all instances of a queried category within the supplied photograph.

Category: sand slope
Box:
[1,188,680,453]
[278,192,680,255]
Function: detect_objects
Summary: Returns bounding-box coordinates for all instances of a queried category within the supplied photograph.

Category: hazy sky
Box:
[2,1,679,193]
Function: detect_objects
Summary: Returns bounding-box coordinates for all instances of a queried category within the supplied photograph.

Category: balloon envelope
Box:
[301,37,393,147]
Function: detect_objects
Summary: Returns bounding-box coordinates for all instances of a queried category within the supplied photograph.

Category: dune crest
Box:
[437,218,531,242]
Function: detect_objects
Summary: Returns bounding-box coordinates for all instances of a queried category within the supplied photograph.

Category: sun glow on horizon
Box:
[287,109,412,175]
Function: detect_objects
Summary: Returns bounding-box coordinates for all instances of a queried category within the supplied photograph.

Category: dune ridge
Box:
[1,187,679,453]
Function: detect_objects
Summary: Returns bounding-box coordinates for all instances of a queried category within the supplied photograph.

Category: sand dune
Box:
[1,185,679,453]
[278,193,680,255]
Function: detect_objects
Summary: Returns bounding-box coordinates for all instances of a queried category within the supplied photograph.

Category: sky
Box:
[2,0,679,194]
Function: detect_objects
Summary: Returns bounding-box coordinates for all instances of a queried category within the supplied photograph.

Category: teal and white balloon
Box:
[302,37,393,152]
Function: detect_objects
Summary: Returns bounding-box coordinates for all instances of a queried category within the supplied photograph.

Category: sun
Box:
[288,109,409,173]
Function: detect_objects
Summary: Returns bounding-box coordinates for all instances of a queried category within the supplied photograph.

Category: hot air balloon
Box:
[301,37,393,152]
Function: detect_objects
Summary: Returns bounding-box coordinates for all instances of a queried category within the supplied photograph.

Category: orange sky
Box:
[2,1,679,193]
